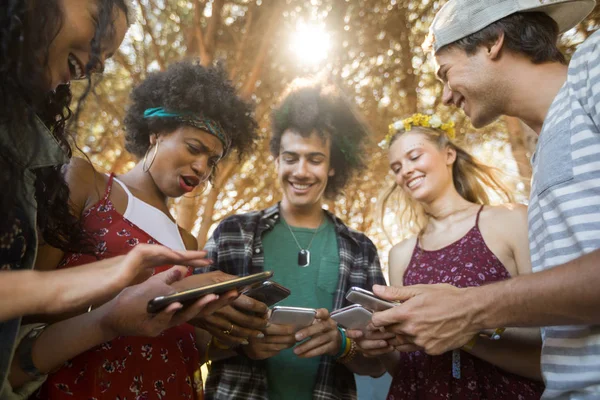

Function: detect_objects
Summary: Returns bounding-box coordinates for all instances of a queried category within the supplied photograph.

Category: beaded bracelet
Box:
[462,328,506,351]
[337,339,357,364]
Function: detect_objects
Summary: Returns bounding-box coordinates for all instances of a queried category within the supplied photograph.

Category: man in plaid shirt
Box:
[198,82,386,400]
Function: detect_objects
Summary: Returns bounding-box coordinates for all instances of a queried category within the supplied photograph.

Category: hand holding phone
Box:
[147,271,274,313]
[242,281,290,307]
[331,304,373,330]
[269,306,316,332]
[345,286,397,312]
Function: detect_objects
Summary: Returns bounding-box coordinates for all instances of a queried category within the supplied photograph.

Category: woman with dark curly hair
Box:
[1,1,231,398]
[35,60,259,399]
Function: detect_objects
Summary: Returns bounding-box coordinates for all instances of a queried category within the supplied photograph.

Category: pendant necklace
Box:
[282,215,325,267]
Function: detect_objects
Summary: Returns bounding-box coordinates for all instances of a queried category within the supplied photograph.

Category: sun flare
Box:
[290,22,330,65]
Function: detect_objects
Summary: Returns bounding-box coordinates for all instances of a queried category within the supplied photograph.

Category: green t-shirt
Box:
[262,216,340,400]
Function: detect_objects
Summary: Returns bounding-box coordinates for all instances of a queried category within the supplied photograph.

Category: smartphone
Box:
[269,306,316,331]
[345,287,397,312]
[147,271,274,313]
[331,304,373,330]
[241,281,291,307]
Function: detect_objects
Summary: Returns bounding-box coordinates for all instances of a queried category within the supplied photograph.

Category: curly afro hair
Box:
[124,60,258,163]
[270,80,369,199]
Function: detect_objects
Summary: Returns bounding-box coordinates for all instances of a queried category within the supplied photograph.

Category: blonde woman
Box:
[351,115,544,399]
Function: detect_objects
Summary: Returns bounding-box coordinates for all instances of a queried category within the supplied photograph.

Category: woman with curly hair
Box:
[35,60,259,399]
[348,116,544,399]
[1,1,232,398]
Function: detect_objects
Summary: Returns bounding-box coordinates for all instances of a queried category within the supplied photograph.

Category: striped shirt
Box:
[528,29,600,399]
[200,203,386,400]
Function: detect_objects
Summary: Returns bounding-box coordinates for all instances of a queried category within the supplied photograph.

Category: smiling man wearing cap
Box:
[367,1,600,398]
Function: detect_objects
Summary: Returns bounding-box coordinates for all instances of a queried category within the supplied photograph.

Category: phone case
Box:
[269,306,316,331]
[345,287,396,312]
[242,281,291,307]
[331,304,373,330]
[147,271,274,313]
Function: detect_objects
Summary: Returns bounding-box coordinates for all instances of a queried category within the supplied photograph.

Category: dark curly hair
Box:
[443,12,566,64]
[124,60,258,175]
[0,0,130,253]
[270,81,369,199]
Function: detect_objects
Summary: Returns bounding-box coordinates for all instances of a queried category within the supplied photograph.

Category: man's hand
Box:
[98,267,222,339]
[293,309,341,358]
[192,294,269,346]
[370,284,479,355]
[242,323,297,360]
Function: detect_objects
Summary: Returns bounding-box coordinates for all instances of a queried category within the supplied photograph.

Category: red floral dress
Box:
[387,206,544,400]
[36,174,204,400]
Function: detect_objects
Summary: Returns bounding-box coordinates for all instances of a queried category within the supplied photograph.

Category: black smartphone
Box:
[147,271,274,313]
[241,281,291,307]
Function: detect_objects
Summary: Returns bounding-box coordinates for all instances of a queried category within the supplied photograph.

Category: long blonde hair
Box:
[380,126,514,241]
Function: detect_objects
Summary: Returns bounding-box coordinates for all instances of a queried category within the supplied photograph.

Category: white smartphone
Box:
[345,287,397,312]
[269,306,316,331]
[331,304,373,330]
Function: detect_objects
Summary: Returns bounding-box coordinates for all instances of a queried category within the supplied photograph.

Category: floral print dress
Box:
[36,174,204,400]
[387,206,544,400]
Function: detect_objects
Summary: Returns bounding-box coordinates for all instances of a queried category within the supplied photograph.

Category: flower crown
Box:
[379,113,456,149]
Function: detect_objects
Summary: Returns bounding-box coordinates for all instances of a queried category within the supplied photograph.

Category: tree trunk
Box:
[194,5,283,247]
[196,160,237,247]
[504,116,536,196]
[176,195,201,232]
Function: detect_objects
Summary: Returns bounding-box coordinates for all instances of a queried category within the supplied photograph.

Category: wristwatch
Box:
[16,324,48,378]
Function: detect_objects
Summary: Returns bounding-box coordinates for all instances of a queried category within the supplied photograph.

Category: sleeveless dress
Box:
[36,174,204,400]
[387,206,544,400]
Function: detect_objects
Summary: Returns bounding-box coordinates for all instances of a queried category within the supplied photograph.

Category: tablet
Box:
[147,270,274,313]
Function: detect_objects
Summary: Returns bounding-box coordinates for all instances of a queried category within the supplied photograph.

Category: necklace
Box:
[281,216,325,267]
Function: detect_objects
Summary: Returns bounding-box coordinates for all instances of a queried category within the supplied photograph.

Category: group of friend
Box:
[1,0,599,399]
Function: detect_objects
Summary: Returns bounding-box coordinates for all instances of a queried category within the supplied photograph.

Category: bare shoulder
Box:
[388,236,418,287]
[64,157,107,215]
[179,228,199,251]
[482,203,528,225]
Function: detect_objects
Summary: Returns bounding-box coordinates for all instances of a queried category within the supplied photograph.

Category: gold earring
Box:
[142,142,159,172]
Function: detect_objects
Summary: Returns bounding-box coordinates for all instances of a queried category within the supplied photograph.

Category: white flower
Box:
[378,139,388,149]
[392,120,403,131]
[429,115,442,128]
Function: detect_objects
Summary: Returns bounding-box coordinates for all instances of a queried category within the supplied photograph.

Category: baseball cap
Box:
[428,0,596,53]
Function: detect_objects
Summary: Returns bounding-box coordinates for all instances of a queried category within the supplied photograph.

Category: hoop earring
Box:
[142,142,159,172]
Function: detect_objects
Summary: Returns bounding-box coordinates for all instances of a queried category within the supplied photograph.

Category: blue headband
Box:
[143,107,231,153]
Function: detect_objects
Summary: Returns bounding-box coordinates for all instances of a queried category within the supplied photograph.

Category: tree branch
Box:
[136,0,166,71]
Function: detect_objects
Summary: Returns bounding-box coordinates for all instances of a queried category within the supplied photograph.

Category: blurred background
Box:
[70,0,600,276]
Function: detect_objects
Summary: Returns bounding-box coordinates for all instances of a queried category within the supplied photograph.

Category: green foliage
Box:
[71,0,599,271]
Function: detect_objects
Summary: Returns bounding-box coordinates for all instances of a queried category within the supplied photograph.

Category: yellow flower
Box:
[383,113,456,148]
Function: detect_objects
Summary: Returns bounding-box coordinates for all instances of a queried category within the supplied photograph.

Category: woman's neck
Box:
[421,186,474,224]
[117,163,168,206]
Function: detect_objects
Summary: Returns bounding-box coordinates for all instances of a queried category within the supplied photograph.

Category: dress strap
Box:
[475,205,485,228]
[102,173,116,202]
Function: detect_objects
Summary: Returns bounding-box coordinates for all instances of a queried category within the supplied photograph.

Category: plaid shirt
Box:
[201,203,385,400]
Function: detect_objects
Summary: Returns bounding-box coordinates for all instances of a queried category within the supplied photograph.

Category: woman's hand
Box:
[98,267,222,339]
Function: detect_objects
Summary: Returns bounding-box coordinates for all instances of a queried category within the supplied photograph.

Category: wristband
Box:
[334,326,348,358]
[337,339,357,364]
[16,324,48,378]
